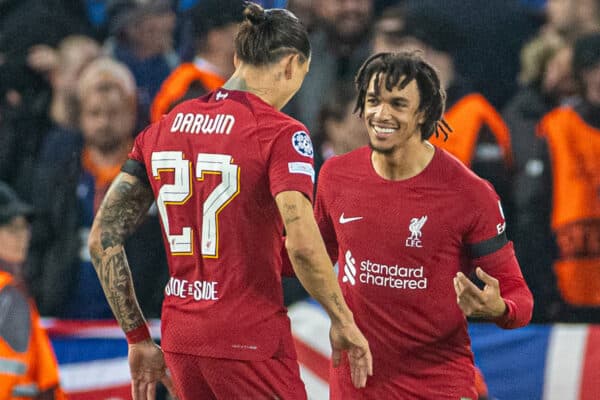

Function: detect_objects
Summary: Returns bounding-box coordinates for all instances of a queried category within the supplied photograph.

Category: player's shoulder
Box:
[436,148,497,198]
[319,147,370,178]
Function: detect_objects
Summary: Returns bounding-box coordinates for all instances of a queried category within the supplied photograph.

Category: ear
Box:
[283,54,297,80]
[233,53,240,68]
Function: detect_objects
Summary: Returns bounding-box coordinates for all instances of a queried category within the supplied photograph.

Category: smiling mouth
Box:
[371,125,397,138]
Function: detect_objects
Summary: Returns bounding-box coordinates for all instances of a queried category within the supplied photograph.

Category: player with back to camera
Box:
[313,52,533,399]
[87,2,372,400]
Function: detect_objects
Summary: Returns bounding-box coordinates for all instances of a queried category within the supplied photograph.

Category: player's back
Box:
[129,88,315,360]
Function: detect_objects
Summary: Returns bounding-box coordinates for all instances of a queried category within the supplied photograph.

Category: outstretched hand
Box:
[129,340,178,400]
[329,320,373,388]
[453,267,506,319]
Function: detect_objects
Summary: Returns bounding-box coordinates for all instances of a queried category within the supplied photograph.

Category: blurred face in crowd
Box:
[287,0,316,31]
[542,46,577,100]
[324,99,369,154]
[363,75,424,154]
[204,22,240,76]
[582,62,600,106]
[55,38,101,95]
[125,11,176,58]
[316,0,373,42]
[0,216,31,264]
[546,0,579,33]
[80,85,136,153]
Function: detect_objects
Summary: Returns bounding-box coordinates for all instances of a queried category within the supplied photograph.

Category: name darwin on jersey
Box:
[165,277,219,301]
[170,113,235,135]
[343,250,428,290]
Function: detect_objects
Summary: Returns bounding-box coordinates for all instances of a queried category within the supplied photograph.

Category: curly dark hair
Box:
[354,51,451,141]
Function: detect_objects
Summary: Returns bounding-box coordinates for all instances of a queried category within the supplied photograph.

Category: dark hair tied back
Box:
[243,2,268,25]
[235,2,310,65]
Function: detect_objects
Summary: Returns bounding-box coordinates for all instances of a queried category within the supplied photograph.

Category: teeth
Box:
[373,126,395,134]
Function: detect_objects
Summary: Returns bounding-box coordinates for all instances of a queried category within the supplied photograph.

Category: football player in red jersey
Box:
[314,52,533,399]
[87,2,372,400]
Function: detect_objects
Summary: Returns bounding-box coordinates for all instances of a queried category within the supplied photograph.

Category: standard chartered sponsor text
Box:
[360,259,427,289]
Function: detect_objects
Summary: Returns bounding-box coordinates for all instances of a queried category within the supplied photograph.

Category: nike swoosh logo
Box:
[339,213,363,224]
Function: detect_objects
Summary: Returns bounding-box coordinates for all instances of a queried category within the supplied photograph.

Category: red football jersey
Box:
[126,89,315,360]
[315,146,531,399]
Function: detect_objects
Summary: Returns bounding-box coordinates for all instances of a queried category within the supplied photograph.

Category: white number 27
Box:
[151,151,240,257]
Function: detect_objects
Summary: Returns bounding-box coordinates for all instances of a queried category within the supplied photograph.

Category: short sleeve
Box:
[314,161,339,263]
[128,125,151,164]
[465,181,509,258]
[268,127,315,202]
[122,126,152,185]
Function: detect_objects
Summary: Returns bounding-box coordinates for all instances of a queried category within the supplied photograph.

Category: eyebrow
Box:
[366,91,410,105]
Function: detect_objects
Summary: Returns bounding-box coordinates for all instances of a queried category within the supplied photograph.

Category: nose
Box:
[371,103,391,120]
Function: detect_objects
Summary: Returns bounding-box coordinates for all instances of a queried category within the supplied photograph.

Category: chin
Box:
[369,141,396,155]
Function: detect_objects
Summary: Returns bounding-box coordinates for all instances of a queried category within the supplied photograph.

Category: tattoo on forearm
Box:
[282,202,301,224]
[89,174,154,332]
[98,176,154,248]
[330,293,345,315]
[96,247,144,331]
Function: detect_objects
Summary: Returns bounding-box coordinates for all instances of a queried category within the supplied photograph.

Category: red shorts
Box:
[164,351,307,400]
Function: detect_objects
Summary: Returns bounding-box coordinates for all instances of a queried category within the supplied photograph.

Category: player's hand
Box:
[129,339,178,400]
[329,320,373,389]
[453,267,507,319]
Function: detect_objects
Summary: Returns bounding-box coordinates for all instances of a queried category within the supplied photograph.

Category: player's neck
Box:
[223,67,285,109]
[371,140,435,181]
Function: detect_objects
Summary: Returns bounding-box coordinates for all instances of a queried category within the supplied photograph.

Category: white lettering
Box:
[165,277,219,301]
[169,113,236,135]
[190,114,204,134]
[356,258,428,289]
[171,113,183,132]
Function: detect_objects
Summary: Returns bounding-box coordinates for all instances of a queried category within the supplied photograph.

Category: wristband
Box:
[125,324,151,344]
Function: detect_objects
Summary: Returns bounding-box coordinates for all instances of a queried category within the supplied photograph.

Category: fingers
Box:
[161,374,179,400]
[454,273,485,316]
[132,380,147,400]
[454,272,485,302]
[147,382,156,400]
[476,267,499,287]
[348,345,372,388]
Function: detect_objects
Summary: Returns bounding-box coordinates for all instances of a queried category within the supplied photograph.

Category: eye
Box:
[366,97,378,105]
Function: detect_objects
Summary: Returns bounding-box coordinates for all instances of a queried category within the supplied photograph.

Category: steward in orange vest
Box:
[536,33,600,308]
[150,0,242,122]
[0,182,65,399]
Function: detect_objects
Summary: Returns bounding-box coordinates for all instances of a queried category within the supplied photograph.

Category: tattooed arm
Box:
[275,191,373,388]
[88,172,154,333]
[89,172,177,399]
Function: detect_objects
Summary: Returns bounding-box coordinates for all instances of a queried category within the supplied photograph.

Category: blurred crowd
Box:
[1,0,599,329]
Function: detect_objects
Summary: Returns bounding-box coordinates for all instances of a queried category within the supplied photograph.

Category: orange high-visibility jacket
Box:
[430,93,512,168]
[150,63,225,123]
[0,271,66,400]
[538,107,600,305]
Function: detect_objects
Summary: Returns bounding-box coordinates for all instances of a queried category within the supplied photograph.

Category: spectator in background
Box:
[0,0,92,202]
[537,32,600,321]
[150,0,243,123]
[0,182,66,400]
[543,0,600,43]
[27,58,168,319]
[104,0,179,126]
[284,0,374,134]
[374,3,514,223]
[37,36,102,132]
[315,84,368,169]
[502,35,576,322]
[287,0,319,34]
